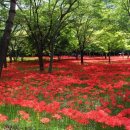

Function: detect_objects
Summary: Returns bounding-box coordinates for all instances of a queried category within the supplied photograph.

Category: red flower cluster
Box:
[18,110,30,120]
[0,114,8,122]
[0,56,130,130]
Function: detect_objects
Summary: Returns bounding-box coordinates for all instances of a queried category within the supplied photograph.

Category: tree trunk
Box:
[4,58,7,68]
[108,52,111,63]
[21,56,24,62]
[89,52,91,57]
[114,52,115,56]
[37,46,44,71]
[127,53,129,59]
[58,55,61,61]
[37,41,44,71]
[38,54,44,71]
[9,55,12,63]
[48,39,55,73]
[76,53,78,60]
[0,0,16,77]
[105,53,107,59]
[81,49,84,65]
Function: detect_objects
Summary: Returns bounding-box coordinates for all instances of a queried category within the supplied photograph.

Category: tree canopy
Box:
[0,0,130,75]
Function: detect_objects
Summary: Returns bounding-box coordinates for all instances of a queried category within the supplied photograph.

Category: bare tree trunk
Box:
[9,55,12,63]
[0,0,16,77]
[58,55,61,61]
[108,52,111,63]
[127,53,129,59]
[37,45,44,71]
[81,49,84,65]
[48,42,54,73]
[21,56,24,62]
[105,53,107,59]
[75,51,78,60]
[4,58,7,68]
[107,43,111,64]
[38,54,44,71]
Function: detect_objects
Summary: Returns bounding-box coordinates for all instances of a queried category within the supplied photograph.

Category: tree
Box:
[87,0,127,62]
[0,0,16,77]
[73,0,100,64]
[17,0,78,73]
[17,0,46,71]
[47,0,78,72]
[92,28,126,63]
[54,27,78,60]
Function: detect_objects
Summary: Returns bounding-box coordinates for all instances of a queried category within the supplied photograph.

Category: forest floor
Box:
[0,56,129,130]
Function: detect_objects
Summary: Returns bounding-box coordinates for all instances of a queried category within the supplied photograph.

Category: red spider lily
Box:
[0,56,130,130]
[52,114,62,120]
[66,125,74,130]
[12,118,19,123]
[0,114,8,122]
[40,117,50,124]
[117,109,130,117]
[18,110,30,120]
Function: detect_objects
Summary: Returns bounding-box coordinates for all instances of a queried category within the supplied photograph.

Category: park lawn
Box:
[0,56,129,130]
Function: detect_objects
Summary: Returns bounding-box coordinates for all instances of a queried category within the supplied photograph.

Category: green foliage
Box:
[1,0,130,57]
[91,29,126,54]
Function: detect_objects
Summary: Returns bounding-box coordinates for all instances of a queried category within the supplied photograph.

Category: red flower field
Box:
[0,56,130,130]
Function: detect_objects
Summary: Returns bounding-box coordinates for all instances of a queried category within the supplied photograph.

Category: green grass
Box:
[125,77,130,82]
[72,83,88,88]
[0,104,126,130]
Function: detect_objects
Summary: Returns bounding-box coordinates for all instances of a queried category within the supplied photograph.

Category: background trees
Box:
[73,0,101,64]
[16,0,78,72]
[0,0,130,76]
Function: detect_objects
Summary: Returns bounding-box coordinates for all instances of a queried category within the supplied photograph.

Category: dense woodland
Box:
[0,0,130,75]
